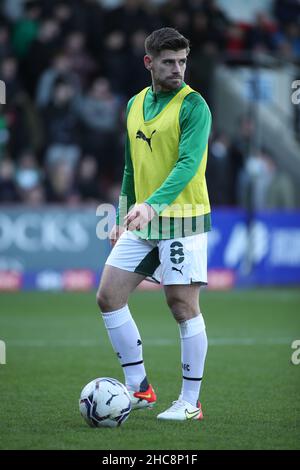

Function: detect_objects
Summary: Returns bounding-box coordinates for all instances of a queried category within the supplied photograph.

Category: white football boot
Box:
[157,399,203,421]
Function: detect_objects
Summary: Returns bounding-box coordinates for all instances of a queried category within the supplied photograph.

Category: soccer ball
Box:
[79,377,131,428]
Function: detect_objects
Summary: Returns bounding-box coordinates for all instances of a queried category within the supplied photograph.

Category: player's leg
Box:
[157,233,208,421]
[97,264,144,312]
[97,231,158,409]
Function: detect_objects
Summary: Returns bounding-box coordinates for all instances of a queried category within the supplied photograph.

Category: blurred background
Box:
[0,0,299,290]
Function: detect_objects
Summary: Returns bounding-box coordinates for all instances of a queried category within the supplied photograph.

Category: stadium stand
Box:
[0,0,299,208]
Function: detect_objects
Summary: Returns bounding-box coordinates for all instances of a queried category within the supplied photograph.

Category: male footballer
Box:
[97,27,212,421]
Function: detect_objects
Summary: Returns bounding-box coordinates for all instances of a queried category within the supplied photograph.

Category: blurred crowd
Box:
[207,116,296,209]
[0,0,299,209]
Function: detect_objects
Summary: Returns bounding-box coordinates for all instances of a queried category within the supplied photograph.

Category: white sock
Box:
[102,305,147,391]
[178,314,208,407]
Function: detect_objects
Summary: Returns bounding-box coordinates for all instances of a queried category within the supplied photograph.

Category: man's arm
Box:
[145,94,212,212]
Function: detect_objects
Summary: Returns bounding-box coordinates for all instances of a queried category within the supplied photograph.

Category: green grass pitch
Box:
[0,289,299,450]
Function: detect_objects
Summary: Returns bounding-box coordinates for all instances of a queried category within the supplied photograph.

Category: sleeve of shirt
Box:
[145,93,212,213]
[116,98,136,225]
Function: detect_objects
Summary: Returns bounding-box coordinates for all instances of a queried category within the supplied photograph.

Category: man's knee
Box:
[166,296,187,322]
[96,286,127,313]
[166,295,199,323]
[96,288,107,311]
[96,287,114,312]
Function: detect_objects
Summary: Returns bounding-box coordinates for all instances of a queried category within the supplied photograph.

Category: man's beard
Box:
[156,76,183,91]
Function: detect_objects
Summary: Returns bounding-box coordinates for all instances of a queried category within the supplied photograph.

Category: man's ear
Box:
[144,55,152,71]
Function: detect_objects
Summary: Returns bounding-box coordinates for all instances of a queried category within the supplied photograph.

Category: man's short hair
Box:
[145,27,190,56]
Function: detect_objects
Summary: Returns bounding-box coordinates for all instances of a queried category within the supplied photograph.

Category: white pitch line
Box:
[5,338,293,347]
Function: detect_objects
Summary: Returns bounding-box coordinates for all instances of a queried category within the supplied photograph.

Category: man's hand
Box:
[124,203,156,231]
[109,224,125,247]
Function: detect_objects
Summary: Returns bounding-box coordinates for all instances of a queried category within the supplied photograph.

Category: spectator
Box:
[190,12,215,50]
[225,24,246,57]
[11,0,41,59]
[188,41,217,107]
[272,22,300,59]
[124,30,150,97]
[23,18,62,96]
[101,30,127,95]
[77,77,122,178]
[203,0,229,46]
[45,159,77,203]
[237,148,295,211]
[77,0,106,58]
[52,1,78,34]
[76,154,106,203]
[265,158,296,209]
[168,9,191,39]
[230,116,256,205]
[0,55,22,102]
[42,78,81,168]
[0,23,13,60]
[0,57,43,157]
[15,149,42,203]
[104,0,152,36]
[0,157,18,202]
[206,131,232,206]
[36,52,81,108]
[63,31,97,88]
[244,12,275,53]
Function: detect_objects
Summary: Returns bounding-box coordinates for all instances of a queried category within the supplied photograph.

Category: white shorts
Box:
[105,231,207,285]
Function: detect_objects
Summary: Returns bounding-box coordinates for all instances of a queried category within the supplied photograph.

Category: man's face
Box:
[144,49,187,91]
